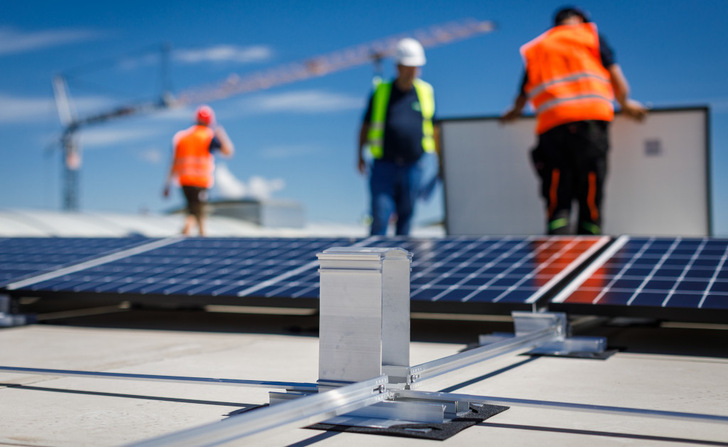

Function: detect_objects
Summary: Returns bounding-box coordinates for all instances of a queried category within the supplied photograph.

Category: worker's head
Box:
[396,64,419,87]
[394,38,425,87]
[196,105,215,126]
[553,6,590,26]
[394,38,426,68]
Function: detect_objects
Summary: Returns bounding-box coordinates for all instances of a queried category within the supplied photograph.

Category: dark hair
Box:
[553,6,590,26]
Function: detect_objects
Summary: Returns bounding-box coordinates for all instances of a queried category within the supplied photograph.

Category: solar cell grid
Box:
[4,236,608,314]
[14,237,355,299]
[0,237,152,287]
[361,236,606,306]
[552,237,728,318]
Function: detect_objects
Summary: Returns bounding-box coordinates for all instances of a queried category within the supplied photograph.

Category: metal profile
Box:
[0,366,317,392]
[317,246,412,384]
[408,312,564,387]
[392,389,728,425]
[127,375,389,447]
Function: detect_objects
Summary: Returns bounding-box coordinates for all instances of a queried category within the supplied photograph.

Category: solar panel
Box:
[361,236,608,312]
[2,236,609,314]
[236,235,608,312]
[0,237,153,288]
[7,237,356,307]
[550,236,728,322]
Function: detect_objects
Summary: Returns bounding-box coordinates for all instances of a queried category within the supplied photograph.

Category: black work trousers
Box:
[531,120,609,235]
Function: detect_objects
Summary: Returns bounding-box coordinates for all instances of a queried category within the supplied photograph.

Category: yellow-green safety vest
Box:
[367,79,435,159]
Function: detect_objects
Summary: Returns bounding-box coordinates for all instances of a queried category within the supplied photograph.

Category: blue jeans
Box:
[369,158,424,236]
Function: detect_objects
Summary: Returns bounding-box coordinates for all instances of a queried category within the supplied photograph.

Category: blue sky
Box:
[1,0,727,235]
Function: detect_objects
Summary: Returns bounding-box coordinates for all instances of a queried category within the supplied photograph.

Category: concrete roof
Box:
[0,308,726,446]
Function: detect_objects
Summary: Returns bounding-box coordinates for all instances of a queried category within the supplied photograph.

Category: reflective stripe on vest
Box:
[367,79,435,159]
[172,125,215,188]
[521,23,614,134]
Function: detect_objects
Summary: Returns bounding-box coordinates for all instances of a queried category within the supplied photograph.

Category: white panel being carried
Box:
[440,107,710,236]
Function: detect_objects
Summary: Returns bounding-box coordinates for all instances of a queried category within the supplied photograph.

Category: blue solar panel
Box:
[551,236,728,320]
[361,236,607,307]
[236,236,607,308]
[0,237,153,288]
[3,236,608,313]
[5,235,726,321]
[12,237,355,299]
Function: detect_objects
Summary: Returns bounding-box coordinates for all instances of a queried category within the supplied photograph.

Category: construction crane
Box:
[52,18,496,211]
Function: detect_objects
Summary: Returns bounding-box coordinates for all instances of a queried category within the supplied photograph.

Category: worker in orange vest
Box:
[163,105,234,236]
[501,6,647,235]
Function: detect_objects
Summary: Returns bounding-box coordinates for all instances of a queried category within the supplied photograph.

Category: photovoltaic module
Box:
[1,236,607,314]
[550,236,728,321]
[2,235,726,321]
[0,237,153,287]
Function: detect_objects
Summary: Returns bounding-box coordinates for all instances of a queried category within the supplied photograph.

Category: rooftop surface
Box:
[0,208,379,239]
[0,230,726,446]
[1,306,727,446]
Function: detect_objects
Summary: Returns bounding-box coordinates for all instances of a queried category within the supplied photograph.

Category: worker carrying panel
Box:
[521,22,614,135]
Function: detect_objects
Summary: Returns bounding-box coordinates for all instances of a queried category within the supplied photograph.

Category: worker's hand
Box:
[499,107,521,123]
[357,157,368,175]
[621,99,648,122]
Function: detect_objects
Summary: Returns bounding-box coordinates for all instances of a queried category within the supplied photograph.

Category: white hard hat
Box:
[395,38,426,67]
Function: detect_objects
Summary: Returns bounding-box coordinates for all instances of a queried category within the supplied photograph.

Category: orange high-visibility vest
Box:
[172,125,215,188]
[521,22,614,135]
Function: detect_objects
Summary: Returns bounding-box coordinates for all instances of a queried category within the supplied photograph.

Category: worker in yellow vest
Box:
[501,7,647,235]
[163,105,234,236]
[357,38,439,236]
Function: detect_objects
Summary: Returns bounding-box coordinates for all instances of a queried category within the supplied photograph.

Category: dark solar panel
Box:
[5,235,726,321]
[550,236,728,321]
[12,238,356,303]
[0,237,153,288]
[4,236,608,313]
[361,236,608,310]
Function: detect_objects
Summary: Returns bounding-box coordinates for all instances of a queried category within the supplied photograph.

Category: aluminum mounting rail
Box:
[393,389,728,425]
[126,375,389,447]
[407,312,565,387]
[0,366,317,392]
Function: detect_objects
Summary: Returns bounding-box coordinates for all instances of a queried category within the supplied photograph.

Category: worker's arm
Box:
[608,64,647,121]
[500,92,528,123]
[162,155,176,198]
[215,126,235,157]
[357,122,369,175]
